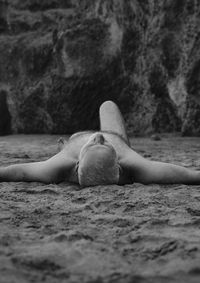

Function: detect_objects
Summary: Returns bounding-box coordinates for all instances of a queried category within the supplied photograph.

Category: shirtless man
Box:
[0,101,200,187]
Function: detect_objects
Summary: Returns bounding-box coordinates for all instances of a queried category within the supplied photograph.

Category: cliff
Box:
[0,0,200,135]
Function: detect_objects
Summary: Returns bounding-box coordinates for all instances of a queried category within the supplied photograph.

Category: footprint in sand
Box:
[52,230,93,242]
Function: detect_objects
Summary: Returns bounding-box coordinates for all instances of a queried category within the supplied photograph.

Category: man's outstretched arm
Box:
[122,151,200,185]
[0,152,76,184]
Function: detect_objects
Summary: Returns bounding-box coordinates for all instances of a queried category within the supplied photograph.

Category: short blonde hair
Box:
[78,133,120,187]
[78,161,120,187]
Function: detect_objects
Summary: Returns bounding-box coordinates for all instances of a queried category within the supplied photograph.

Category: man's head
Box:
[77,133,120,187]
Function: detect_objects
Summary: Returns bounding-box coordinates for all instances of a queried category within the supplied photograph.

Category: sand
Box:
[0,134,200,283]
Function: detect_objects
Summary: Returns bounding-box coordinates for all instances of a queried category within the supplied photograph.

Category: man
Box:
[0,101,199,187]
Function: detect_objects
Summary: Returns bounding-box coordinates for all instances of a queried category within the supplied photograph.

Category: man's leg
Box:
[99,101,130,145]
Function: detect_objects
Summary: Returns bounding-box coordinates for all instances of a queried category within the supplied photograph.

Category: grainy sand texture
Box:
[0,135,200,283]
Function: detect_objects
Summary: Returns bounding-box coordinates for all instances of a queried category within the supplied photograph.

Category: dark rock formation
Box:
[0,89,11,135]
[0,0,9,33]
[0,0,200,135]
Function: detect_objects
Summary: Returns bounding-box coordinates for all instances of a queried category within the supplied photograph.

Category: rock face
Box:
[0,89,11,134]
[0,0,200,135]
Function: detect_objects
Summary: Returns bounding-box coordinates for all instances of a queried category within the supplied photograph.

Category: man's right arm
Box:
[0,151,76,184]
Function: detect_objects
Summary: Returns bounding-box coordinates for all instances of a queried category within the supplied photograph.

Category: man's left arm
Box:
[121,150,200,185]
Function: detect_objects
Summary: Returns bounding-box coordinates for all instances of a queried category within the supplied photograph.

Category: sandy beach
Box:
[0,135,200,283]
